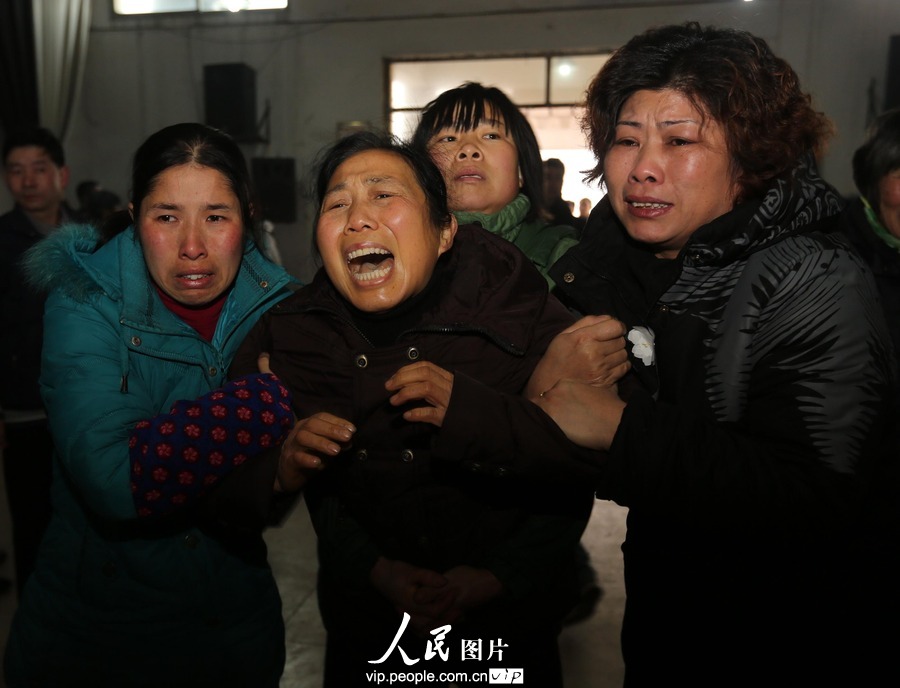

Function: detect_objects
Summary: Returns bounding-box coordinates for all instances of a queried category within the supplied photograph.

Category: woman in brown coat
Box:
[230,131,594,688]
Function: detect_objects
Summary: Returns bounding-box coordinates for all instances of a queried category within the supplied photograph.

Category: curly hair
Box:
[582,22,833,200]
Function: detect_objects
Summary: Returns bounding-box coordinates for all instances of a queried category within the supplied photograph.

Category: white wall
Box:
[29,0,900,281]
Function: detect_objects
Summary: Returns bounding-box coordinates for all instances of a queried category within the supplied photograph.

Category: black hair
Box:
[852,108,900,209]
[76,180,100,206]
[411,82,545,221]
[2,127,65,167]
[130,122,257,243]
[543,158,565,173]
[312,130,453,233]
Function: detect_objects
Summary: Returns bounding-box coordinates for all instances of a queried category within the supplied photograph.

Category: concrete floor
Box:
[267,496,627,688]
[0,447,628,687]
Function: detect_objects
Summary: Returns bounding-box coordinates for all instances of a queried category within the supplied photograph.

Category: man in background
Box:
[0,127,72,597]
[543,157,584,232]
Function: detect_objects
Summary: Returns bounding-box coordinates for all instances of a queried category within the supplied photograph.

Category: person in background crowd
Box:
[82,188,123,228]
[230,131,593,687]
[846,108,900,357]
[400,22,894,685]
[4,122,298,688]
[0,127,73,598]
[412,82,602,623]
[578,197,592,223]
[843,107,900,650]
[542,157,583,232]
[74,179,100,221]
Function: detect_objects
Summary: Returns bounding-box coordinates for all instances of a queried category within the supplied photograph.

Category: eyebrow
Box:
[324,175,399,196]
[148,202,234,210]
[616,118,701,128]
[5,160,50,169]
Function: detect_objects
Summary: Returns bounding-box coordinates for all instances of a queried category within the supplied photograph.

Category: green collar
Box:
[452,194,530,243]
[862,196,900,252]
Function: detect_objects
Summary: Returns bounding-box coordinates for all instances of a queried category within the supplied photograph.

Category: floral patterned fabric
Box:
[129,373,293,517]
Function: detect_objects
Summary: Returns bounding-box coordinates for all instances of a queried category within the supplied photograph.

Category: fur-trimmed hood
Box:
[23,223,105,302]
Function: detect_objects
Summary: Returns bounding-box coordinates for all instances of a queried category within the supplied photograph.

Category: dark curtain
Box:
[0,0,40,137]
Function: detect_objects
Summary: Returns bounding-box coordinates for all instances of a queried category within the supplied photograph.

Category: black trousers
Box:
[2,419,54,597]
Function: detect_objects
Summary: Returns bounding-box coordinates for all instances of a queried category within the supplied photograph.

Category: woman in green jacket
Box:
[412,82,579,289]
[412,82,600,620]
[4,123,296,688]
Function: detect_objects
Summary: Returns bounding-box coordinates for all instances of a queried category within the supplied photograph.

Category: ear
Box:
[59,165,71,190]
[518,167,524,188]
[128,202,135,223]
[437,215,458,256]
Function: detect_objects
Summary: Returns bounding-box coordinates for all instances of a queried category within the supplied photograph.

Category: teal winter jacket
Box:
[4,224,296,688]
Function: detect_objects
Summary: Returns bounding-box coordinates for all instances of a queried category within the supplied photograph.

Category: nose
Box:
[629,143,662,184]
[180,223,208,260]
[455,135,482,161]
[346,204,376,233]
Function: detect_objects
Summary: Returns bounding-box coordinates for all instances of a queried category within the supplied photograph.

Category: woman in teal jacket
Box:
[3,123,296,688]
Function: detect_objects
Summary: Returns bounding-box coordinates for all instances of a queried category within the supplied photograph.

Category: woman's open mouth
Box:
[346,247,394,282]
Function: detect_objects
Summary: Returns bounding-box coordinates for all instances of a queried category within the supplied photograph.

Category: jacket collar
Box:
[25,223,296,338]
[452,193,531,244]
[680,153,844,267]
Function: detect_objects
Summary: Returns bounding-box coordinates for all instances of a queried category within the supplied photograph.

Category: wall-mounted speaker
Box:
[204,63,258,142]
[252,157,297,224]
[886,35,900,111]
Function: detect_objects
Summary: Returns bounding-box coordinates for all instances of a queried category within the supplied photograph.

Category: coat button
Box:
[563,272,575,284]
[260,280,269,288]
[406,346,420,361]
[184,533,199,549]
[658,304,669,314]
[400,449,414,462]
[130,336,141,346]
[208,366,218,376]
[355,354,368,368]
[356,449,368,461]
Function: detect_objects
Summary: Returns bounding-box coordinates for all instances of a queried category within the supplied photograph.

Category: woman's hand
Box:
[385,362,454,427]
[371,557,460,636]
[257,352,276,377]
[526,315,630,400]
[441,565,504,614]
[535,380,626,451]
[274,412,356,492]
[257,352,356,491]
